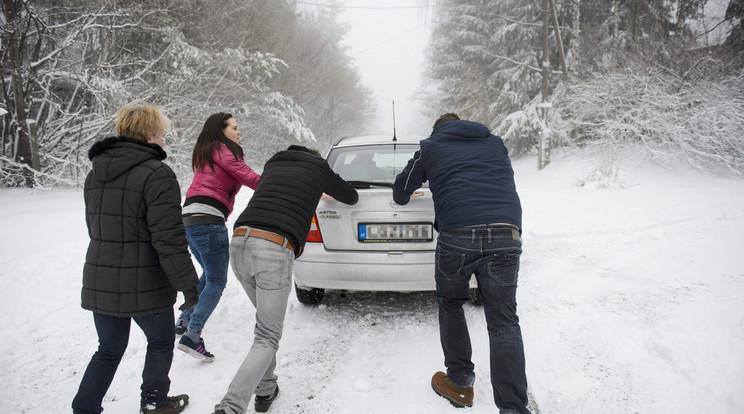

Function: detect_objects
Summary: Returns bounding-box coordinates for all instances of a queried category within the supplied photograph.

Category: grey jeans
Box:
[215,233,294,414]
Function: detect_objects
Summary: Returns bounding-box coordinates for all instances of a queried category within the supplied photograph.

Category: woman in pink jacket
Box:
[176,113,260,362]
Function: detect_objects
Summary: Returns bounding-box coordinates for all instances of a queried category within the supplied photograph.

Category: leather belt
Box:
[233,227,295,252]
[466,222,520,231]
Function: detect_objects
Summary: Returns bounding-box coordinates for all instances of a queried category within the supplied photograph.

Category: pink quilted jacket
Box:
[185,143,261,216]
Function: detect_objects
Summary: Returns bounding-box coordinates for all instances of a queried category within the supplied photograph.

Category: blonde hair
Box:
[115,104,170,142]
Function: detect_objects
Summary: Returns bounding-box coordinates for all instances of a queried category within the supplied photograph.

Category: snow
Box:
[2,149,743,414]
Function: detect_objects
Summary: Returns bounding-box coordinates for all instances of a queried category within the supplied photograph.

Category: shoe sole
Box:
[255,404,273,413]
[431,380,472,408]
[177,343,215,362]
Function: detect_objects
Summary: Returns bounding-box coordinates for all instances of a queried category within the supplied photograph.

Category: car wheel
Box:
[469,288,482,306]
[295,284,325,305]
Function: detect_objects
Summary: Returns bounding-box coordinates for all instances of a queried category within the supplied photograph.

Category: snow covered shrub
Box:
[558,67,744,175]
[497,101,542,157]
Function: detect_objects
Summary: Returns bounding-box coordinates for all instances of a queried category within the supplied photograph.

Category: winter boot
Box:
[431,371,473,408]
[140,394,189,413]
[255,385,280,413]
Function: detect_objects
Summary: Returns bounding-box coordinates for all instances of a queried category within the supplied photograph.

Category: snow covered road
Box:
[2,151,743,413]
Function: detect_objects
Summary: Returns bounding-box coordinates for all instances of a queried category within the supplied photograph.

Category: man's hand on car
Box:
[410,192,424,200]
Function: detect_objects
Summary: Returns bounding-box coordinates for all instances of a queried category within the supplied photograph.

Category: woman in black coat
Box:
[72,105,199,414]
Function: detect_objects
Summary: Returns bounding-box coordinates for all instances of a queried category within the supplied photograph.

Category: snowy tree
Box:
[425,0,743,174]
[1,0,372,188]
[175,0,373,150]
[253,0,374,147]
[723,0,744,67]
[425,0,561,156]
[1,1,165,186]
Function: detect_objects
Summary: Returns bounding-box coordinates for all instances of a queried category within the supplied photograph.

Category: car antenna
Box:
[392,100,397,142]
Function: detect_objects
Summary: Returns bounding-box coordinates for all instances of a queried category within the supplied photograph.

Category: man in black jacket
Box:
[213,145,358,414]
[393,113,531,413]
[74,105,199,414]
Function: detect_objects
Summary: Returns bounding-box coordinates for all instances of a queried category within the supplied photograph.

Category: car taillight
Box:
[306,214,323,242]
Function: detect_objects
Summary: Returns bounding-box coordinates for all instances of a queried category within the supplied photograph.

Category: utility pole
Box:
[536,0,568,170]
[548,0,568,78]
[538,0,552,170]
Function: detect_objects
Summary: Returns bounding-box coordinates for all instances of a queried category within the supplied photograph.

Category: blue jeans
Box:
[435,225,530,414]
[179,224,229,333]
[215,232,294,414]
[72,311,175,413]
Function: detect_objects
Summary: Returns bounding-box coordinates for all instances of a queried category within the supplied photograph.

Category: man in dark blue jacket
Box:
[394,113,531,413]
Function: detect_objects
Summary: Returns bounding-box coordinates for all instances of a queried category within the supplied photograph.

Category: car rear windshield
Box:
[327,143,427,187]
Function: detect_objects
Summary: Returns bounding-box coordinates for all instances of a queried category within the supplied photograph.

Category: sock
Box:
[184,329,200,342]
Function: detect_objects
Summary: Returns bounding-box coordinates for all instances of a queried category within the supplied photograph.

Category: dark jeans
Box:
[72,311,175,414]
[179,224,230,333]
[435,224,530,414]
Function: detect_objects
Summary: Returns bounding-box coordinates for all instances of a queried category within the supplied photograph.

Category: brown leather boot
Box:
[431,371,474,408]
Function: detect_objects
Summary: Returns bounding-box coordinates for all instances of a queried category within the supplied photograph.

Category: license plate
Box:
[358,222,433,242]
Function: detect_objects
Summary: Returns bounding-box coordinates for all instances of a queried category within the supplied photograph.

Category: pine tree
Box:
[426,0,547,154]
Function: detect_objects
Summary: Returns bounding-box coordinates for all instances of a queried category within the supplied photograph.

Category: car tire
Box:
[469,288,482,306]
[295,284,325,305]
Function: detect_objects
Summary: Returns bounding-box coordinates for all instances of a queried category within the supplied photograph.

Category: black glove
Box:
[179,288,199,311]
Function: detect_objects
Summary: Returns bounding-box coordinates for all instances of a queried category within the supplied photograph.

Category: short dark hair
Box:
[433,113,460,131]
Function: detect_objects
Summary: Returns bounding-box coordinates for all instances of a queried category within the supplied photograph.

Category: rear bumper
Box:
[294,243,437,292]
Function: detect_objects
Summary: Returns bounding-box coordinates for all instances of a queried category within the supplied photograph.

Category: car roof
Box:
[331,134,424,148]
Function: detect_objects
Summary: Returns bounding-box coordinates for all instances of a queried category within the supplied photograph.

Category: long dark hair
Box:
[192,112,244,171]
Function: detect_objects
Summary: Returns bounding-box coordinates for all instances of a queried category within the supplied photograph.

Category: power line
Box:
[296,1,459,10]
[351,23,426,55]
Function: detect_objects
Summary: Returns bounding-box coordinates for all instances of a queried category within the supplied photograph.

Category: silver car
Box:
[294,134,477,304]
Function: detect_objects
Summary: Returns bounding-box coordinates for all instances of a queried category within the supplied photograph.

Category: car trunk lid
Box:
[314,187,436,251]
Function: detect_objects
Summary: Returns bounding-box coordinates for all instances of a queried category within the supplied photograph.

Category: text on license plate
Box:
[358,223,433,242]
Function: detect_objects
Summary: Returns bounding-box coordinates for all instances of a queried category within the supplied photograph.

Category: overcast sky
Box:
[335,0,435,137]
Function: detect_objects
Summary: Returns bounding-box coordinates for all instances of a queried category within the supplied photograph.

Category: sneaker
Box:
[140,394,189,413]
[254,385,279,413]
[177,335,215,362]
[431,371,473,408]
[174,319,188,338]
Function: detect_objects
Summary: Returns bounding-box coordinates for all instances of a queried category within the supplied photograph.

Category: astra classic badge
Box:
[317,210,341,219]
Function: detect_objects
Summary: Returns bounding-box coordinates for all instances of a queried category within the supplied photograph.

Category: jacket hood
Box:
[88,136,167,182]
[434,120,491,139]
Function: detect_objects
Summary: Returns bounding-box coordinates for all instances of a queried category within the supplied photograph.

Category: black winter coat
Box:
[234,145,358,257]
[82,136,198,317]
